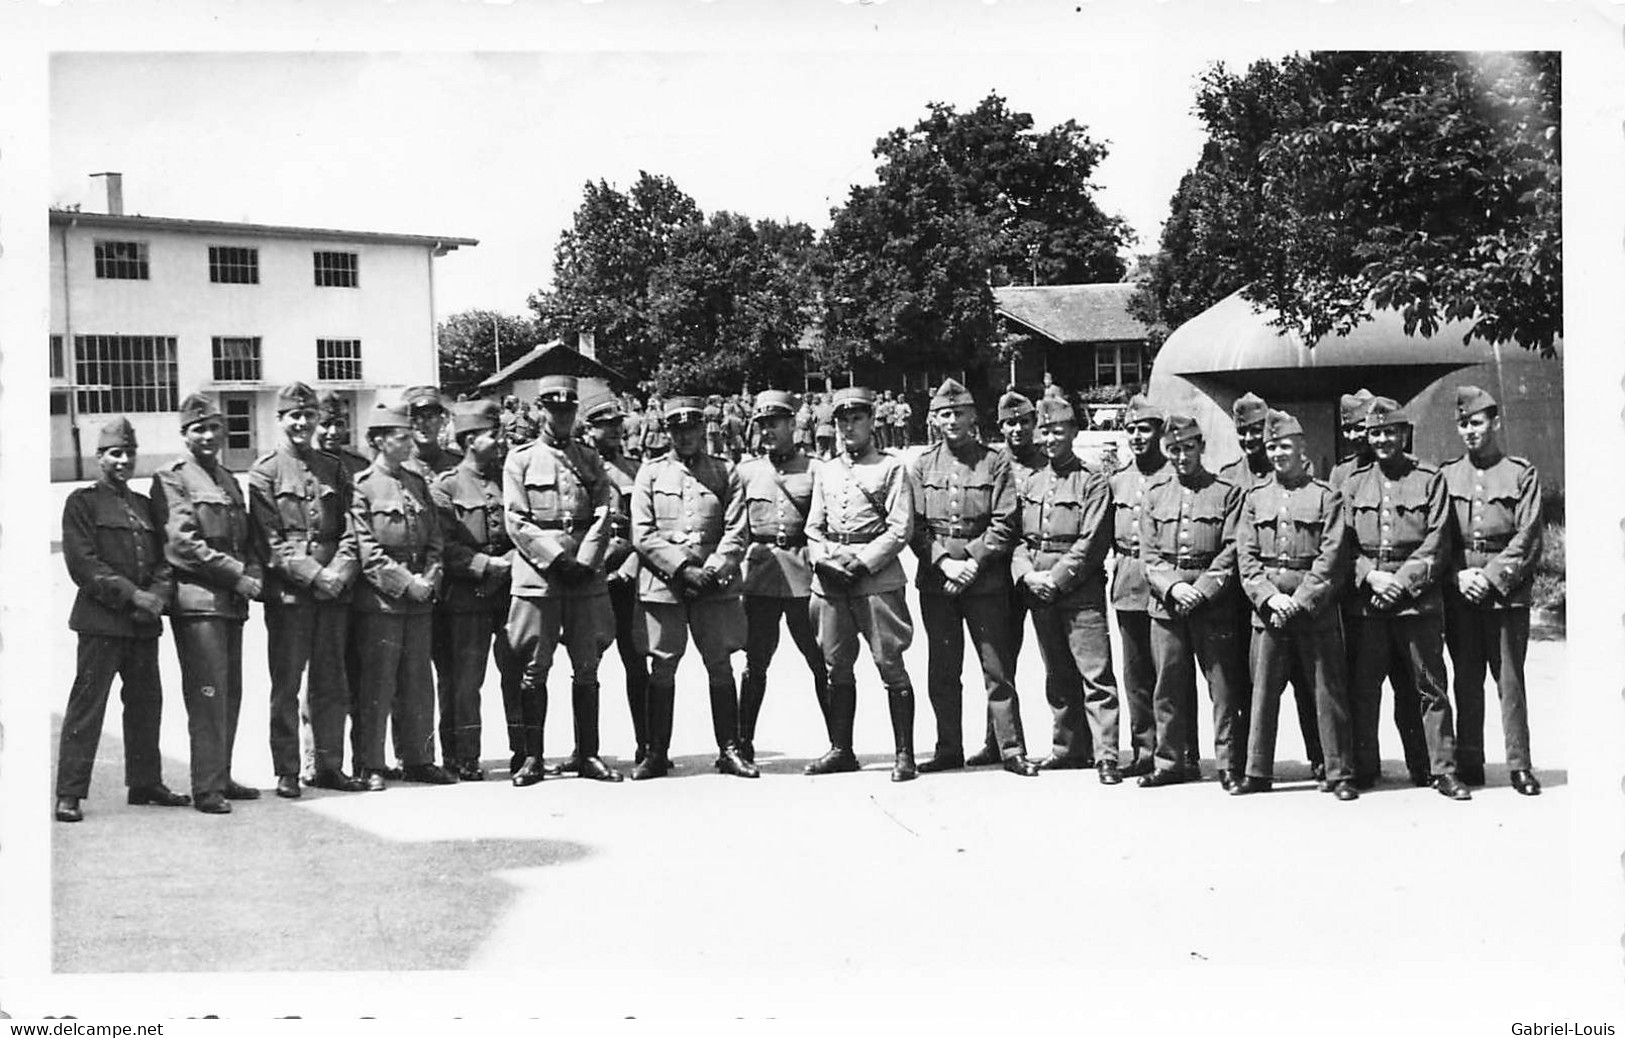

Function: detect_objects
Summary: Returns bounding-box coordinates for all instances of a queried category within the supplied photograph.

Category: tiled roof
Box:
[994,283,1149,344]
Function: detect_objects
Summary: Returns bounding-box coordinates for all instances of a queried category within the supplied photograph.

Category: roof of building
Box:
[993,283,1150,344]
[478,339,629,391]
[48,209,478,252]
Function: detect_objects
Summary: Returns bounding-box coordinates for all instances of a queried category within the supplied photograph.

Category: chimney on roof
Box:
[91,172,124,216]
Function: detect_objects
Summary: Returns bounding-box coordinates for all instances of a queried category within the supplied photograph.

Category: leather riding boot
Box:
[716,742,760,778]
[572,681,602,760]
[626,667,650,766]
[888,684,918,782]
[805,682,860,774]
[737,667,768,765]
[631,681,675,780]
[707,678,741,755]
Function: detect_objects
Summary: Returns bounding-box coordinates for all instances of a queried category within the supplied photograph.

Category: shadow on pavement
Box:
[52,717,589,974]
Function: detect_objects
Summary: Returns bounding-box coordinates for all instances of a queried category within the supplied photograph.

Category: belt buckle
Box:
[774,532,792,549]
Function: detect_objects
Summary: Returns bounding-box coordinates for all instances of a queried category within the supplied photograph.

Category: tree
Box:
[437,309,542,398]
[820,94,1132,385]
[1132,51,1561,355]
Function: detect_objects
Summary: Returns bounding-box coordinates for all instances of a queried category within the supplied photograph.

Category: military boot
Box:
[804,682,860,775]
[710,680,759,778]
[737,667,768,765]
[631,681,675,781]
[626,665,650,767]
[572,681,623,782]
[888,684,918,783]
[964,713,1002,767]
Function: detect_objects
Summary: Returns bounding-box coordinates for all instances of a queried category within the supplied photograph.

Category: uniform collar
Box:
[1046,452,1082,475]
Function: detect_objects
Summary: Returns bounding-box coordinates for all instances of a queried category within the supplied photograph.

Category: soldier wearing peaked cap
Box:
[1231,410,1359,799]
[1328,389,1377,491]
[315,391,372,482]
[629,394,756,780]
[149,393,266,813]
[1342,398,1471,799]
[403,384,462,479]
[909,380,1035,776]
[55,417,191,823]
[1441,386,1542,796]
[247,383,365,798]
[804,386,920,781]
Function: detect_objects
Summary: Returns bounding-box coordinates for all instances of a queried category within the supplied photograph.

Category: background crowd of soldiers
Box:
[55,368,1543,821]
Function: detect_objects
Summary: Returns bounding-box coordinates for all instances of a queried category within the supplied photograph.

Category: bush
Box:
[1532,520,1564,613]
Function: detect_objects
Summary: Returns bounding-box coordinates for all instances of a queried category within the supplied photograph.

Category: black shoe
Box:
[1097,760,1122,786]
[1035,754,1090,771]
[1434,774,1472,801]
[803,748,861,775]
[917,751,964,774]
[630,754,671,781]
[454,760,486,782]
[55,796,83,823]
[403,763,458,785]
[509,752,526,775]
[1408,768,1432,788]
[1457,763,1487,787]
[275,775,302,799]
[1229,775,1272,796]
[127,783,191,807]
[310,769,368,792]
[544,756,582,778]
[194,791,232,814]
[1120,757,1154,778]
[737,739,756,765]
[1510,769,1542,796]
[1352,772,1379,791]
[964,745,1003,768]
[578,755,625,783]
[1002,755,1040,777]
[1138,768,1188,788]
[223,780,260,801]
[380,766,405,781]
[633,745,648,766]
[715,745,760,779]
[891,749,918,783]
[1332,780,1360,801]
[511,757,545,787]
[1310,762,1327,782]
[1218,770,1241,792]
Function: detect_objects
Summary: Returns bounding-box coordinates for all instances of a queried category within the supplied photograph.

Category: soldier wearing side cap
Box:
[503,375,621,786]
[403,385,463,478]
[733,390,829,763]
[149,393,266,814]
[1342,398,1472,800]
[1328,390,1377,491]
[1011,397,1124,783]
[248,382,365,798]
[311,391,372,778]
[429,400,519,781]
[1231,410,1359,800]
[55,417,190,823]
[629,395,756,780]
[1137,413,1249,791]
[910,379,1036,777]
[804,386,920,782]
[1441,386,1543,796]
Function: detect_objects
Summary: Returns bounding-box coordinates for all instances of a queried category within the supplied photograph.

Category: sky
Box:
[49,47,1274,319]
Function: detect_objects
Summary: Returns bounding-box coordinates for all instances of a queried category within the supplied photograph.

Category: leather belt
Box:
[1167,553,1216,569]
[1025,536,1078,552]
[1265,558,1315,571]
[384,547,427,568]
[827,531,879,545]
[1369,547,1414,563]
[752,532,807,548]
[1467,537,1509,553]
[534,516,595,534]
[927,522,985,539]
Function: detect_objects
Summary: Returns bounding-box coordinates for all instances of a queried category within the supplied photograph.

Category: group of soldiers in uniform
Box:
[55,369,1543,821]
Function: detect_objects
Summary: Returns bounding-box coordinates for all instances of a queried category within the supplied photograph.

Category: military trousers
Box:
[435,604,520,764]
[608,577,650,753]
[1347,613,1458,779]
[742,594,827,729]
[1343,612,1426,778]
[1116,609,1173,766]
[56,634,165,798]
[353,611,436,771]
[920,591,1024,760]
[1029,602,1121,764]
[644,596,746,750]
[1245,619,1353,781]
[507,594,614,758]
[1149,607,1248,774]
[1238,605,1322,769]
[265,600,351,778]
[810,588,913,690]
[1444,600,1532,772]
[171,616,246,797]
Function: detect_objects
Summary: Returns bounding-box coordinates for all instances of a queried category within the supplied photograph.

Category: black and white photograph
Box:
[0,1,1620,1030]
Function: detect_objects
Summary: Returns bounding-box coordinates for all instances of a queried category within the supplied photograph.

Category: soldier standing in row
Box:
[891,394,912,449]
[150,393,265,813]
[1328,390,1376,490]
[314,391,371,782]
[804,387,919,782]
[734,390,829,764]
[1441,386,1542,796]
[55,417,189,822]
[1011,397,1123,783]
[911,379,1035,777]
[248,382,363,797]
[1232,410,1359,800]
[629,395,756,780]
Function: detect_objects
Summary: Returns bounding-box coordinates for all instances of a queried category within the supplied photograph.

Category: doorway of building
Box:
[221,392,257,470]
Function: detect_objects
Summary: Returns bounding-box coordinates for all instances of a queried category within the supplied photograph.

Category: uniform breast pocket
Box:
[189,488,237,543]
[524,469,561,517]
[366,502,413,549]
[745,493,777,530]
[1042,497,1083,539]
[273,477,312,531]
[92,507,138,556]
[954,477,995,523]
[651,474,688,524]
[919,476,952,517]
[1285,496,1327,554]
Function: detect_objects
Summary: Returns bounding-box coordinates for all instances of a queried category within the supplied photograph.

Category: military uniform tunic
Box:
[1441,452,1542,773]
[1109,457,1176,768]
[598,449,651,757]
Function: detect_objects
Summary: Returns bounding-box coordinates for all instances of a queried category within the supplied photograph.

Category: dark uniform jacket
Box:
[1236,473,1348,629]
[1140,469,1242,621]
[1440,453,1542,609]
[248,443,359,606]
[1108,458,1172,612]
[632,451,749,604]
[408,442,463,480]
[1327,453,1366,492]
[806,445,915,597]
[909,440,1018,597]
[1341,457,1449,617]
[600,450,642,583]
[995,442,1046,485]
[1010,454,1114,608]
[150,457,262,620]
[351,463,443,615]
[737,450,818,599]
[431,456,514,613]
[63,479,173,638]
[504,432,614,600]
[1218,453,1273,493]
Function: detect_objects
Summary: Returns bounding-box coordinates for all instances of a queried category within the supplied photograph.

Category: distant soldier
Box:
[641,395,671,459]
[1328,389,1377,491]
[149,393,266,813]
[703,395,726,457]
[622,397,644,460]
[874,391,895,451]
[1137,413,1247,790]
[629,395,756,780]
[911,379,1035,777]
[804,387,919,781]
[1010,397,1123,783]
[795,395,817,453]
[735,390,829,763]
[55,417,189,823]
[721,398,747,462]
[1232,410,1358,800]
[501,394,539,447]
[1441,386,1542,796]
[1342,398,1471,800]
[248,382,363,798]
[891,395,913,448]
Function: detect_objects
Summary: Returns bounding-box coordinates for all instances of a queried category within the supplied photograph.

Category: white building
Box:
[49,198,476,478]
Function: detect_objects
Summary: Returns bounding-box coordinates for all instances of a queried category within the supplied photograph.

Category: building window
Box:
[73,335,179,414]
[209,246,260,284]
[50,334,64,380]
[223,397,254,452]
[211,336,263,381]
[314,251,358,288]
[1093,342,1146,387]
[94,240,149,280]
[316,338,363,381]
